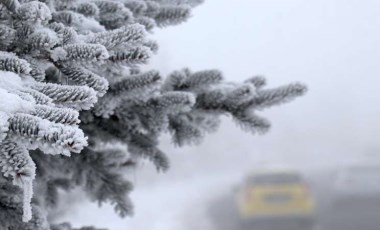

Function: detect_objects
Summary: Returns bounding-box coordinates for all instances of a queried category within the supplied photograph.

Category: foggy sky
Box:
[149,0,380,169]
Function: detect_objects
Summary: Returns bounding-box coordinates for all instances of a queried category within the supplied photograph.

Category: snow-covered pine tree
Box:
[0,0,307,229]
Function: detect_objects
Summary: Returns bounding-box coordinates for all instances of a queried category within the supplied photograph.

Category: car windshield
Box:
[249,173,302,185]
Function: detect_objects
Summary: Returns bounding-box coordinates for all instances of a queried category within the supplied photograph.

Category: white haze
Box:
[57,0,380,229]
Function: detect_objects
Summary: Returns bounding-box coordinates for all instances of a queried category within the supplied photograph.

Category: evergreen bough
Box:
[0,0,307,229]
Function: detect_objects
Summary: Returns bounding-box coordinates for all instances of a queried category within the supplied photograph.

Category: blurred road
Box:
[207,192,242,230]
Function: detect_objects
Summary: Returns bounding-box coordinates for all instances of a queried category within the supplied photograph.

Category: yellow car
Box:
[236,169,315,230]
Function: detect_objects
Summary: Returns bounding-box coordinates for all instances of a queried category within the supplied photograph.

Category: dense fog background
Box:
[57,0,380,229]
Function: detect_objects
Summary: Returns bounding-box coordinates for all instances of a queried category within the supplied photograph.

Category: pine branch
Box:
[8,113,88,155]
[30,82,98,110]
[31,105,80,125]
[0,140,35,222]
[56,63,109,97]
[0,51,31,75]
